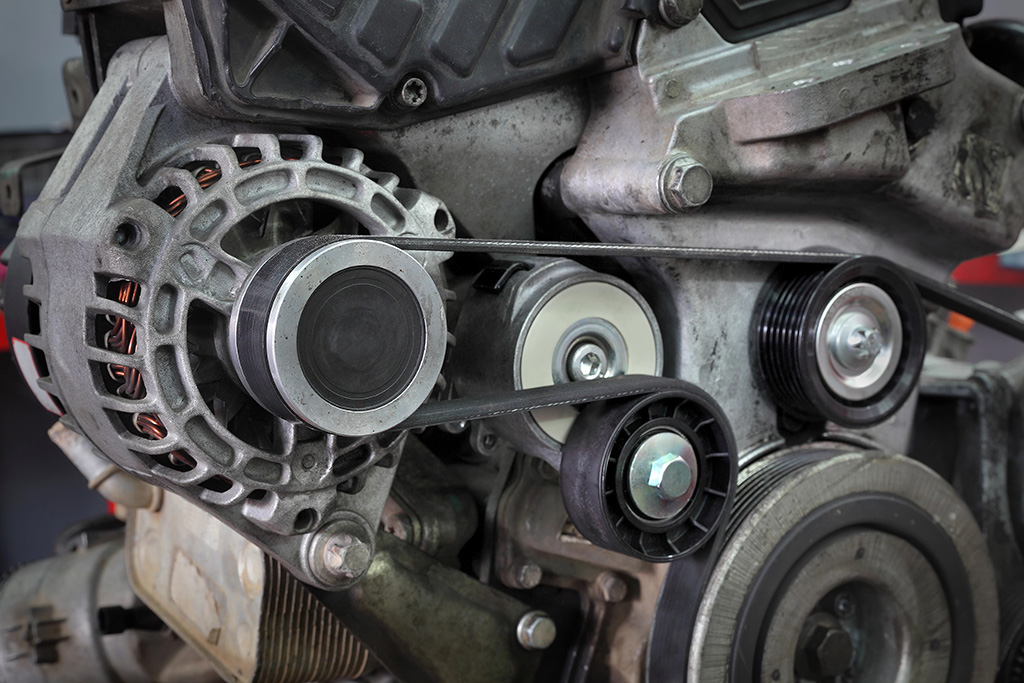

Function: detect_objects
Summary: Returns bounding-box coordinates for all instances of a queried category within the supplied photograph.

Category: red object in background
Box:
[0,263,7,353]
[952,254,1024,287]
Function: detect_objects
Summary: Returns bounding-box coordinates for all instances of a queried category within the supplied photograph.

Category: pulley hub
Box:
[816,282,902,401]
[627,430,698,520]
[231,237,446,436]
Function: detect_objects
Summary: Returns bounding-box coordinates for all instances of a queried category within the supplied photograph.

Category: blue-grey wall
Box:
[0,2,81,133]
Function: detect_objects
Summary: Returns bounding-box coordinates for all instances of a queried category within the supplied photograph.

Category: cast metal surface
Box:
[6,0,1024,681]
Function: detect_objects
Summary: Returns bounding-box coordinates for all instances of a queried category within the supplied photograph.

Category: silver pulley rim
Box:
[232,238,447,436]
[814,282,902,402]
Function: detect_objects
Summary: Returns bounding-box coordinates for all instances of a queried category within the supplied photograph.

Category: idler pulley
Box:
[560,385,736,562]
[754,256,925,428]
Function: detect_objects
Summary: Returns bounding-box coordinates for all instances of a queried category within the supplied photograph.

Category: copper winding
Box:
[103,281,189,467]
[158,154,266,218]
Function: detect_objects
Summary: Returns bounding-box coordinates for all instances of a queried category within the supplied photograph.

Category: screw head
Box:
[517,611,557,650]
[833,592,856,619]
[398,77,427,108]
[627,430,698,520]
[660,154,713,211]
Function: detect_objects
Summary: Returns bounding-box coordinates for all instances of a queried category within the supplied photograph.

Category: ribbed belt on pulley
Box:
[364,235,1024,429]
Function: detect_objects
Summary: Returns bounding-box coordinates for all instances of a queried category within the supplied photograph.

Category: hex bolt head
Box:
[397,77,428,109]
[660,154,713,212]
[322,533,372,578]
[658,0,703,27]
[596,572,628,603]
[513,562,543,590]
[627,430,698,520]
[648,453,693,500]
[307,519,374,588]
[517,611,557,650]
[805,625,855,678]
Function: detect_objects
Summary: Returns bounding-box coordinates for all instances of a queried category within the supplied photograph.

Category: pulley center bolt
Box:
[815,282,903,402]
[568,342,609,381]
[627,430,698,520]
[829,313,883,371]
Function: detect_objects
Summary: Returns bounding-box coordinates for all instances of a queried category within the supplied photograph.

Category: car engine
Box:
[2,0,1024,681]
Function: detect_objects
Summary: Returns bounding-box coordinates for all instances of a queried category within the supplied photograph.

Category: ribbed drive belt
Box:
[372,235,1024,430]
[370,235,1004,682]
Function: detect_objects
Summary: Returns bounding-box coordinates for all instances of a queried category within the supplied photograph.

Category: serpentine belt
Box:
[368,235,1024,431]
[363,235,998,680]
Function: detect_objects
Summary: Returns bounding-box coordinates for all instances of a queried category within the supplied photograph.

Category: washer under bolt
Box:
[658,0,703,27]
[660,153,713,211]
[516,611,557,650]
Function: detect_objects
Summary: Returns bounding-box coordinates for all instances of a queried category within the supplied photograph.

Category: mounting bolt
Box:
[517,611,557,650]
[507,561,543,590]
[596,572,628,603]
[658,0,703,27]
[308,519,374,587]
[648,453,693,500]
[397,76,428,109]
[660,154,713,212]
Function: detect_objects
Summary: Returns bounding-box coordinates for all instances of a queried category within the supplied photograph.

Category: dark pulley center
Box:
[297,266,426,411]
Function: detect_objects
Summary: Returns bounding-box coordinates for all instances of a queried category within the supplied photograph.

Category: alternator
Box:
[3,38,455,588]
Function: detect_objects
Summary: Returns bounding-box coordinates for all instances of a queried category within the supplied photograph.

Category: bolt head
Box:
[568,342,609,382]
[658,0,702,27]
[807,625,854,677]
[648,453,693,500]
[627,430,698,520]
[661,154,713,211]
[833,592,856,618]
[515,562,543,590]
[322,533,372,579]
[308,520,374,587]
[848,326,883,360]
[596,572,628,603]
[517,611,557,650]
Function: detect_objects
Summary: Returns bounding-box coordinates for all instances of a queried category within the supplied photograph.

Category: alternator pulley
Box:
[231,236,446,436]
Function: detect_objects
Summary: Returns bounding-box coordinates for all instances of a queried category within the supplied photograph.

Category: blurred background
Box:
[0,0,1023,575]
